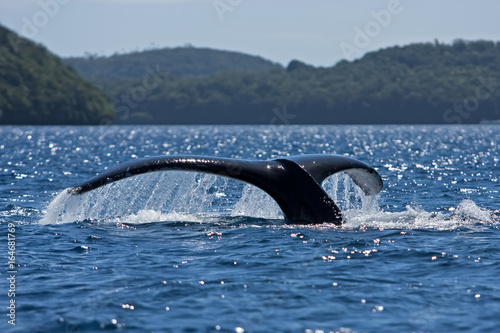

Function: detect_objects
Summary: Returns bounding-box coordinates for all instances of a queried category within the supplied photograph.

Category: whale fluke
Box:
[68,154,383,225]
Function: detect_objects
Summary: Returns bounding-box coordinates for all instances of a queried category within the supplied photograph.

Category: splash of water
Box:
[231,184,282,219]
[342,199,495,230]
[40,171,283,225]
[40,171,497,229]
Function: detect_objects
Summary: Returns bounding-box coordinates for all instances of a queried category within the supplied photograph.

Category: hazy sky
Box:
[1,0,499,66]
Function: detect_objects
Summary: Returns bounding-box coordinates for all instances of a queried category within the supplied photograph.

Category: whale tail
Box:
[69,154,383,225]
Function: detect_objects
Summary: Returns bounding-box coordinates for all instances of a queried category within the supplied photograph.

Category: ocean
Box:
[1,125,499,332]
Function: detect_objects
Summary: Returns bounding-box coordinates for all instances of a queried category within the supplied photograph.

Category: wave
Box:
[342,199,496,231]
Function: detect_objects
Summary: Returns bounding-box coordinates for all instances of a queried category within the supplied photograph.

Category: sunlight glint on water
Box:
[42,171,367,224]
[41,169,494,229]
[4,125,500,333]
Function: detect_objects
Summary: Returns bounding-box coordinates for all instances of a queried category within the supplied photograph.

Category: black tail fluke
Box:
[69,154,383,225]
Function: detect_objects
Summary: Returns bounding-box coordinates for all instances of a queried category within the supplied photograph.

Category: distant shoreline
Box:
[2,23,499,126]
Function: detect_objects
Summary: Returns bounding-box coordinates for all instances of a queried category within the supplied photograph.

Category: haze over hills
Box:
[1,21,499,125]
[0,25,113,125]
[73,40,500,125]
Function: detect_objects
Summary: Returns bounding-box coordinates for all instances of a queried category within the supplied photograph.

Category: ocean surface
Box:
[1,125,499,333]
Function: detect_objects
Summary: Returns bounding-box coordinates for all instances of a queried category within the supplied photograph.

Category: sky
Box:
[0,0,499,67]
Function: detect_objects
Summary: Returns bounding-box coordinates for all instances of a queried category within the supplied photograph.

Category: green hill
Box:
[96,40,500,124]
[0,25,114,125]
[2,29,499,125]
[63,47,283,82]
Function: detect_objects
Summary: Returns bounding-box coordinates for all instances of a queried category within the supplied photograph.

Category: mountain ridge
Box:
[91,40,500,124]
[63,47,283,82]
[1,24,499,125]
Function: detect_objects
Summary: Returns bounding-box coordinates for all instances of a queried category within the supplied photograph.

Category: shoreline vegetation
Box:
[0,26,113,125]
[1,24,499,125]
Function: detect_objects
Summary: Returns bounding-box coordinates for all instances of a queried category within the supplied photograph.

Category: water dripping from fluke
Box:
[42,154,384,225]
[40,154,498,230]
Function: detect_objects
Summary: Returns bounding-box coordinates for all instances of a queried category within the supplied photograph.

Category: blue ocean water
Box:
[1,125,499,333]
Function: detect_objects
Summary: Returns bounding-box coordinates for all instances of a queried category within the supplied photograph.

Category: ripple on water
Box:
[2,125,500,332]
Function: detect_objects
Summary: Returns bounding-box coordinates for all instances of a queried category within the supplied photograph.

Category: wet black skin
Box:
[69,154,383,225]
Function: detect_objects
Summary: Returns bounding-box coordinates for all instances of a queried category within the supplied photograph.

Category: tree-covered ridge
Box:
[1,27,499,125]
[63,47,283,82]
[0,25,114,125]
[102,40,500,124]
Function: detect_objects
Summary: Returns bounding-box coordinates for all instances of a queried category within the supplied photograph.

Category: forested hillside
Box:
[2,26,499,125]
[0,25,114,125]
[64,47,283,82]
[97,40,500,124]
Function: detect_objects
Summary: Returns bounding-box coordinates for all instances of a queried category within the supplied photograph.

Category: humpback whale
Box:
[69,154,383,225]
